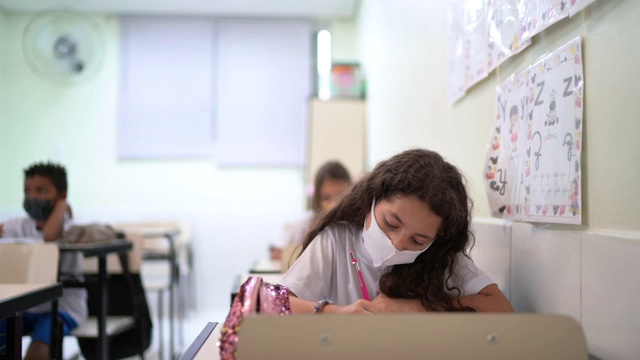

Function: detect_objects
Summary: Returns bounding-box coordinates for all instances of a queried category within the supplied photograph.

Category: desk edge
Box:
[180,322,218,360]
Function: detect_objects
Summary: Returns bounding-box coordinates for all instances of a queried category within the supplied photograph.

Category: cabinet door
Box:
[307,99,366,183]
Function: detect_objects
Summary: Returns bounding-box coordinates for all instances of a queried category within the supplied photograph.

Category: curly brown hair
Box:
[302,149,475,311]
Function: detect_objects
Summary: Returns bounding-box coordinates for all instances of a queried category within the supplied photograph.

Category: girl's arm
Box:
[369,294,428,313]
[288,294,375,314]
[457,284,514,312]
[370,284,514,313]
[41,199,69,242]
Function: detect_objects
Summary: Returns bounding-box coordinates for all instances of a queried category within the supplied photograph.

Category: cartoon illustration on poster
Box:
[484,68,530,218]
[484,36,583,224]
[536,0,570,34]
[517,0,538,42]
[448,0,467,104]
[487,0,531,72]
[463,0,489,91]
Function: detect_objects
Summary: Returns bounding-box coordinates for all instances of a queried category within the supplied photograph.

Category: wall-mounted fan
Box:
[22,10,104,83]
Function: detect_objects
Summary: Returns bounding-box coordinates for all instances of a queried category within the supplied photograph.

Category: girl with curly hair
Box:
[278,149,513,313]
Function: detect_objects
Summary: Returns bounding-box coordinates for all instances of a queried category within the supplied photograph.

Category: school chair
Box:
[140,260,171,360]
[71,233,152,360]
[235,313,589,359]
[0,243,63,359]
[115,220,194,358]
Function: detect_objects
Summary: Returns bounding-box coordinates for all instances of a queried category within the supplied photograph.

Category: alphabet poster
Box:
[484,37,583,224]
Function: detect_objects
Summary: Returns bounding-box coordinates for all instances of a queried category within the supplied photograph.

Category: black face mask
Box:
[23,198,54,221]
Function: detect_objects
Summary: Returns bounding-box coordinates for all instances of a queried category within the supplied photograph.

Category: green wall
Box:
[0,13,305,308]
[0,9,7,141]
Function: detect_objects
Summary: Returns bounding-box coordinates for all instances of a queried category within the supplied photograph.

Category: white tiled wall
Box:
[582,232,640,360]
[511,223,582,320]
[472,218,640,360]
[470,218,512,300]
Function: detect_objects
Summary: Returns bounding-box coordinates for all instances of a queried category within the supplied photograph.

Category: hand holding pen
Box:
[349,250,371,301]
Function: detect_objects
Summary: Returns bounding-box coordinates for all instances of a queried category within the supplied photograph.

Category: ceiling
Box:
[0,0,358,19]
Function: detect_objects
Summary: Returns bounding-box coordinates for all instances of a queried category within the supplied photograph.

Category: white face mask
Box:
[362,200,431,267]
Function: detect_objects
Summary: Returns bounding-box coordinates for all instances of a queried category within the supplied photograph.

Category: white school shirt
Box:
[1,216,87,324]
[278,222,494,306]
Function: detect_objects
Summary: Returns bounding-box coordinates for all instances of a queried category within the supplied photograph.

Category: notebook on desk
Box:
[234,313,588,360]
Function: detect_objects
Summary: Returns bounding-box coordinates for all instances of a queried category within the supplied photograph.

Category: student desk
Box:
[249,259,282,274]
[230,274,282,305]
[181,313,588,359]
[180,322,220,360]
[227,314,587,359]
[58,239,132,360]
[0,283,63,360]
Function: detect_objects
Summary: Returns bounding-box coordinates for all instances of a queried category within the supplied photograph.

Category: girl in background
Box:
[270,161,351,260]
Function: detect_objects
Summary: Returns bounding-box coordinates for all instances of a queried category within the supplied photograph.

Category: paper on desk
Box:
[0,237,44,244]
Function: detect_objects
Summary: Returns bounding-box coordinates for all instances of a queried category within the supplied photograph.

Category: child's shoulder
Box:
[318,221,360,242]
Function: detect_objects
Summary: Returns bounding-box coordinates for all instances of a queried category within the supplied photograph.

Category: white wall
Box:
[355,1,640,358]
[329,19,359,63]
[0,14,306,308]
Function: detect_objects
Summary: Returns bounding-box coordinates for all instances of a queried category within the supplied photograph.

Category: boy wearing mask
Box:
[0,162,86,360]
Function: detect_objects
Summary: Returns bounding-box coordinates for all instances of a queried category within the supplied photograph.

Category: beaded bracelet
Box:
[312,299,334,314]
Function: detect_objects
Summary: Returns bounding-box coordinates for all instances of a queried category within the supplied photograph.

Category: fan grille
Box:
[23,10,104,83]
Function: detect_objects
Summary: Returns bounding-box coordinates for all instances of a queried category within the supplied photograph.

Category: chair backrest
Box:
[0,243,59,284]
[114,220,191,247]
[236,313,588,360]
[80,232,144,274]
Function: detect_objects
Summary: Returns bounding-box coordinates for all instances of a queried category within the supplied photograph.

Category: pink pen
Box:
[349,250,371,301]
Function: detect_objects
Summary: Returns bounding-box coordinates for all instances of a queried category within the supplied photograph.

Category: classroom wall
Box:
[356,0,640,231]
[329,19,359,64]
[0,13,306,308]
[355,1,640,358]
[0,8,7,125]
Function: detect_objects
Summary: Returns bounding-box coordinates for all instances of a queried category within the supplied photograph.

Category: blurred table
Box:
[0,283,63,359]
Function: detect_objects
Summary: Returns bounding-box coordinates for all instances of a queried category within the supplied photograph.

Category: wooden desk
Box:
[249,259,282,274]
[180,322,220,360]
[0,283,63,359]
[230,274,283,305]
[235,314,588,359]
[58,239,132,360]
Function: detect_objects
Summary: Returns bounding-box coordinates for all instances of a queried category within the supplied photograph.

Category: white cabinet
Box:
[307,98,366,183]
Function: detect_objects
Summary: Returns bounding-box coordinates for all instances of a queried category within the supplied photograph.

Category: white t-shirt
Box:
[278,222,494,306]
[1,216,87,324]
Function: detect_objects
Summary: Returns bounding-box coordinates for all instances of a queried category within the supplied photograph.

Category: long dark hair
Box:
[302,149,475,311]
